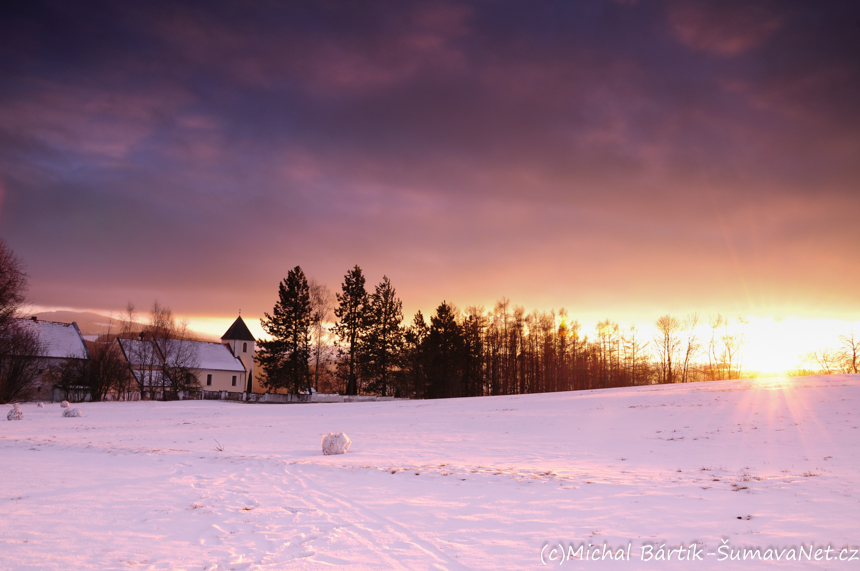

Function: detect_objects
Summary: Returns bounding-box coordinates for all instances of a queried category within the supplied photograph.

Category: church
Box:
[219,315,256,393]
[111,315,256,399]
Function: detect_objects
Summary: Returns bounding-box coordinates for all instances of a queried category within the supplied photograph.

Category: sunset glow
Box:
[740,318,851,375]
[4,5,860,564]
[3,1,859,378]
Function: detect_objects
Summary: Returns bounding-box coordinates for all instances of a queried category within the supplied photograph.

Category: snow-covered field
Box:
[2,375,859,570]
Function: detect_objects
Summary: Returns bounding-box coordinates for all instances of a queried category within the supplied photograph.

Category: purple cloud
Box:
[1,0,858,324]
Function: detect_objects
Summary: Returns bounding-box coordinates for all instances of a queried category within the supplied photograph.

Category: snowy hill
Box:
[2,375,858,569]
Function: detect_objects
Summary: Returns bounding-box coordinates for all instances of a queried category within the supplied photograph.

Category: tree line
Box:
[256,265,797,398]
[805,333,859,375]
[2,237,857,404]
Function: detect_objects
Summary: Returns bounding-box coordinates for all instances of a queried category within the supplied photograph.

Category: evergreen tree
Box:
[258,266,312,393]
[332,265,368,396]
[403,310,429,399]
[425,301,464,399]
[462,307,486,397]
[363,276,404,396]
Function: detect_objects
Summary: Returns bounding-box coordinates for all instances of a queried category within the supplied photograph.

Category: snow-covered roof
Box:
[17,319,88,359]
[156,338,199,369]
[117,337,244,373]
[117,338,161,367]
[196,341,246,372]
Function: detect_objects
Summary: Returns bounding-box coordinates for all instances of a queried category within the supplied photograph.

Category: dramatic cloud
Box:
[1,0,858,327]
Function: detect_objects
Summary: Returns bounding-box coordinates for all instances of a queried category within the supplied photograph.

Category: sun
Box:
[741,318,847,375]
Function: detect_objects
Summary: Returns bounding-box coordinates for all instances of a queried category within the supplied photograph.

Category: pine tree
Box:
[258,266,312,393]
[332,265,368,396]
[462,307,486,397]
[425,301,464,399]
[403,311,429,399]
[363,276,404,397]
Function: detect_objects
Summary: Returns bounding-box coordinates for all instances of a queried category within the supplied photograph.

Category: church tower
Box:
[221,316,256,392]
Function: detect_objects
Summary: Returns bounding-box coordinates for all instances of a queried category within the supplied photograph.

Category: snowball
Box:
[37,402,45,408]
[60,401,70,408]
[7,405,23,421]
[321,432,351,455]
[63,408,82,418]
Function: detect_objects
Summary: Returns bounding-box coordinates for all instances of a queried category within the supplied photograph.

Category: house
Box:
[220,315,256,392]
[116,337,168,399]
[15,317,90,400]
[8,314,256,401]
[117,335,247,398]
[196,340,247,393]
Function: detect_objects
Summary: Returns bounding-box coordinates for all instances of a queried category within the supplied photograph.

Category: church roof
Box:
[221,316,255,341]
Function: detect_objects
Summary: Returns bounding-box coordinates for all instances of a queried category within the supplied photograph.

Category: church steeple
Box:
[221,316,255,342]
[221,316,256,392]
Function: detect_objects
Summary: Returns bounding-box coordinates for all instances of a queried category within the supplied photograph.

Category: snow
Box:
[1,374,859,570]
[7,404,22,421]
[321,432,351,455]
[17,319,87,359]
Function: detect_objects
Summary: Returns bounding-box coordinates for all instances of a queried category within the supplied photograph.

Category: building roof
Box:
[221,316,255,342]
[117,337,161,367]
[196,341,246,372]
[17,318,88,359]
[157,338,245,372]
[118,336,245,374]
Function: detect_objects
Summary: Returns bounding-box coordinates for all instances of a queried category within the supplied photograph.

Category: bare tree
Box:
[568,319,583,390]
[839,330,859,374]
[308,279,335,391]
[101,339,136,400]
[0,320,45,403]
[0,239,27,338]
[146,302,200,399]
[623,324,649,385]
[0,240,45,403]
[119,301,200,399]
[596,319,620,388]
[720,317,748,380]
[118,301,139,338]
[807,348,841,374]
[556,308,569,391]
[706,314,727,380]
[654,315,681,384]
[680,313,701,383]
[121,334,163,399]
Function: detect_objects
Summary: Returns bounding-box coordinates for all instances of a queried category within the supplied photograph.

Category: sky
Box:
[1,0,859,355]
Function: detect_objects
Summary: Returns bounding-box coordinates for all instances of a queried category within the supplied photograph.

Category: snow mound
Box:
[321,432,351,455]
[63,408,82,418]
[60,401,70,408]
[7,404,23,421]
[37,402,45,408]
